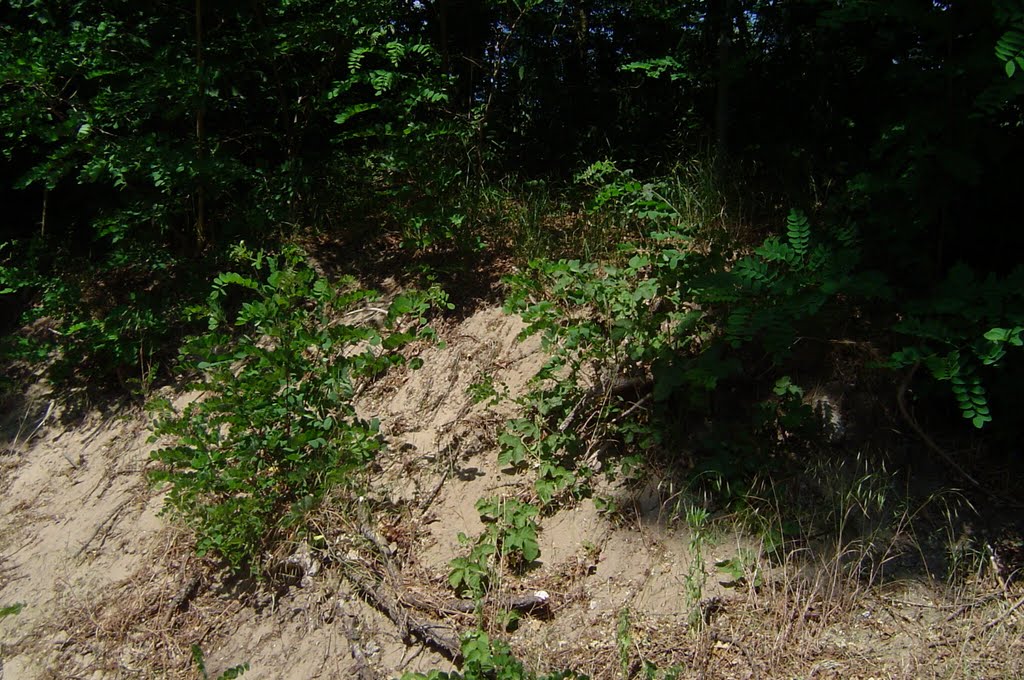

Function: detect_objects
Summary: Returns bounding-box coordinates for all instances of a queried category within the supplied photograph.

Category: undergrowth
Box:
[449,496,541,601]
[402,632,587,680]
[500,202,879,507]
[399,163,1024,680]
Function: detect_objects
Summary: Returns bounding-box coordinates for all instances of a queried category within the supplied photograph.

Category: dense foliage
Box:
[3,3,1024,671]
[4,0,1023,397]
[149,244,446,574]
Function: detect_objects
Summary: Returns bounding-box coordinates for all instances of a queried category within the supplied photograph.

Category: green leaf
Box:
[521,537,540,562]
[0,603,25,618]
[334,102,379,125]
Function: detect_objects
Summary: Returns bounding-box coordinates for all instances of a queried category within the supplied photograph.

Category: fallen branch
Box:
[340,608,379,680]
[983,591,1024,632]
[75,498,134,558]
[944,592,1002,622]
[897,362,983,491]
[340,561,462,662]
[403,589,551,617]
[169,574,203,612]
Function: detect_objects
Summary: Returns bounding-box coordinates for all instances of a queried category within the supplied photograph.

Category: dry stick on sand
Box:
[340,562,462,661]
[982,591,1024,632]
[340,609,378,680]
[74,497,134,558]
[353,522,463,659]
[349,524,551,662]
[402,589,551,617]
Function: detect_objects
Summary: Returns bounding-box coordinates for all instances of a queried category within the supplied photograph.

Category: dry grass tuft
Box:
[36,526,239,679]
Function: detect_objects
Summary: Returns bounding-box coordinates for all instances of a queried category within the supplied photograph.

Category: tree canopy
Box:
[3,0,1023,434]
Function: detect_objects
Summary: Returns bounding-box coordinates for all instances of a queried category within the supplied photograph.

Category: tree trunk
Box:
[712,0,734,161]
[194,0,207,249]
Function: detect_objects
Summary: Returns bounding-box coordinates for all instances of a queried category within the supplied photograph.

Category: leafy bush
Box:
[1,239,187,395]
[501,201,881,493]
[150,244,448,574]
[889,264,1024,428]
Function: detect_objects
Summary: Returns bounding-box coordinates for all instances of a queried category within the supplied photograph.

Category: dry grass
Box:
[492,450,1024,680]
[26,525,238,679]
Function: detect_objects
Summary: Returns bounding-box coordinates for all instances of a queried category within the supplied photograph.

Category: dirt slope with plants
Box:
[5,2,1024,678]
[2,301,1022,680]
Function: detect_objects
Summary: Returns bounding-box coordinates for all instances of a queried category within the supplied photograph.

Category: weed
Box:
[468,373,509,406]
[449,539,495,601]
[191,644,249,680]
[2,239,191,397]
[715,548,764,589]
[683,506,710,629]
[449,497,541,600]
[501,201,882,514]
[615,608,633,678]
[401,631,587,680]
[0,602,24,618]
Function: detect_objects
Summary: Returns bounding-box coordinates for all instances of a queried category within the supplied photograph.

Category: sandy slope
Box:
[1,305,1020,679]
[0,386,166,678]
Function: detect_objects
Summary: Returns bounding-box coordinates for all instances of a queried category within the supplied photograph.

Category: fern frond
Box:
[754,236,797,266]
[786,209,811,257]
[996,27,1024,77]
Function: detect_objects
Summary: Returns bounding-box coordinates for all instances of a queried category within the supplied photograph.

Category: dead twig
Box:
[402,589,550,617]
[418,452,454,518]
[709,630,761,680]
[944,591,1002,622]
[339,607,378,680]
[340,561,462,662]
[75,498,134,558]
[983,591,1024,632]
[169,574,202,613]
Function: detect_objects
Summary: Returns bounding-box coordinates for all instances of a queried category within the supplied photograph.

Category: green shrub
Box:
[1,238,189,396]
[449,497,541,600]
[501,202,882,492]
[149,243,448,574]
[889,264,1024,428]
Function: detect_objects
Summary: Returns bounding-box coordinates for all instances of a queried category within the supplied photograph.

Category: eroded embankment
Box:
[1,305,1021,679]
